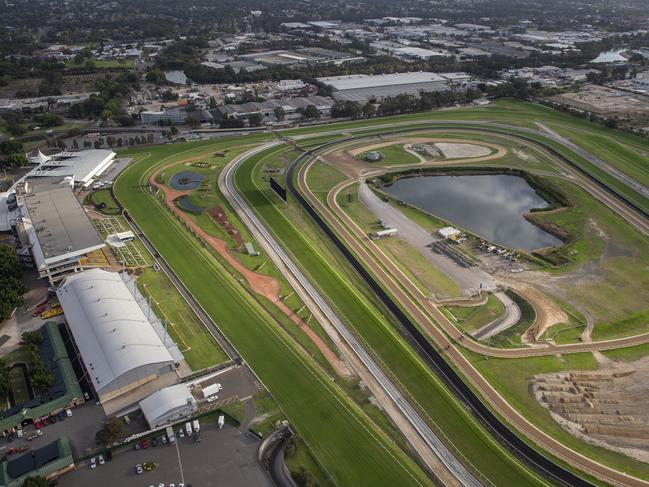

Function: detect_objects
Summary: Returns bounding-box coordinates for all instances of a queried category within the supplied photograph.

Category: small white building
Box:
[140,384,197,429]
[438,226,461,240]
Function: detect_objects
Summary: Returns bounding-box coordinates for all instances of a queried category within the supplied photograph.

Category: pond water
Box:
[164,70,188,84]
[169,171,205,190]
[176,196,205,214]
[591,49,627,63]
[381,174,562,250]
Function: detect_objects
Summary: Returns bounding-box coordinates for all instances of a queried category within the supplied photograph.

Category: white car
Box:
[178,429,184,438]
[90,457,97,469]
[65,408,72,417]
[98,454,105,465]
[16,429,23,438]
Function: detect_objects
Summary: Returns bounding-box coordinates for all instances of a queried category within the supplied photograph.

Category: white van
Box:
[185,422,192,436]
[192,419,200,433]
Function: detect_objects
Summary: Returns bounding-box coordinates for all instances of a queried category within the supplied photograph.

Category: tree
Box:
[0,140,23,155]
[0,359,9,395]
[291,466,317,487]
[22,331,43,347]
[302,104,320,120]
[30,366,53,392]
[1,154,28,169]
[273,106,285,122]
[362,102,376,119]
[106,136,115,147]
[0,244,25,321]
[248,112,264,127]
[96,417,125,446]
[21,476,49,487]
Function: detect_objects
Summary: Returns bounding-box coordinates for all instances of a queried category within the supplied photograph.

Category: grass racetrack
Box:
[114,139,431,487]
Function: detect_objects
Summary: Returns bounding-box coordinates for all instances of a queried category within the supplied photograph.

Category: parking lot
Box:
[58,422,271,487]
[0,401,107,459]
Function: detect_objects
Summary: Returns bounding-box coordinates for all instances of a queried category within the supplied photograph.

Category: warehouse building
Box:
[57,269,178,407]
[139,383,197,429]
[13,177,108,283]
[316,72,451,103]
[0,437,74,487]
[216,95,334,122]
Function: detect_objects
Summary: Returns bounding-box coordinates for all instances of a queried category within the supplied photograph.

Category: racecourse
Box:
[114,138,433,487]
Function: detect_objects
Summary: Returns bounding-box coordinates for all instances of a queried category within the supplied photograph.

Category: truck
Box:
[165,426,176,444]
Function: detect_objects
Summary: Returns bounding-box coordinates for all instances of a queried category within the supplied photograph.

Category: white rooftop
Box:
[57,269,175,393]
[32,149,115,187]
[140,383,196,426]
[316,72,446,91]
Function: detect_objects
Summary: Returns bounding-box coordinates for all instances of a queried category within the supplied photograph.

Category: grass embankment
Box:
[237,144,544,486]
[446,294,505,334]
[137,268,229,370]
[115,138,431,487]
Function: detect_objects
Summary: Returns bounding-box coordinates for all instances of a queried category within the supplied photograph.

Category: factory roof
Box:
[331,81,449,102]
[316,72,447,91]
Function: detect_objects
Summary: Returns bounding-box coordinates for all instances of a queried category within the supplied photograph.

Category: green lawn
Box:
[379,237,462,299]
[541,322,586,344]
[137,268,229,370]
[114,138,432,487]
[88,189,121,215]
[446,294,505,334]
[365,144,421,166]
[236,143,544,486]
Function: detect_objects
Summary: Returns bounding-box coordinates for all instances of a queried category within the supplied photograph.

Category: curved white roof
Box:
[57,269,174,392]
[140,383,196,426]
[28,149,51,165]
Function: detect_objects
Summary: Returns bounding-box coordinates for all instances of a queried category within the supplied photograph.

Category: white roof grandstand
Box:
[316,72,446,91]
[31,149,116,188]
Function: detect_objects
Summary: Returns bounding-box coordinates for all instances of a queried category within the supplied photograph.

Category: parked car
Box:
[160,435,167,445]
[151,437,158,447]
[34,421,42,429]
[57,411,66,420]
[83,392,90,401]
[16,430,23,439]
[135,464,143,475]
[49,415,56,424]
[90,457,97,469]
[65,408,72,417]
[133,442,142,451]
[98,454,105,465]
[42,418,49,426]
[141,439,150,449]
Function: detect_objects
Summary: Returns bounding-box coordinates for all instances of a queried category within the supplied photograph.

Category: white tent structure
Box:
[57,269,176,403]
[27,149,51,165]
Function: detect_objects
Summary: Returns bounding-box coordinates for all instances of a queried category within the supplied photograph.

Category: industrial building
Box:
[216,95,334,122]
[13,177,108,283]
[27,149,116,188]
[316,72,452,103]
[139,383,197,429]
[57,269,178,406]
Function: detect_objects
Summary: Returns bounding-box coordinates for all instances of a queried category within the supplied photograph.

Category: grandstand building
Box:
[12,177,108,283]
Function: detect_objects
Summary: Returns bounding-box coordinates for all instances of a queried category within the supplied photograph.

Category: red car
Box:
[42,418,49,426]
[34,421,42,429]
[141,440,149,449]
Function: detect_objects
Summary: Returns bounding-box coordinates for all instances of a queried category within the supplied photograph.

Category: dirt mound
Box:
[207,205,244,246]
[531,357,649,462]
